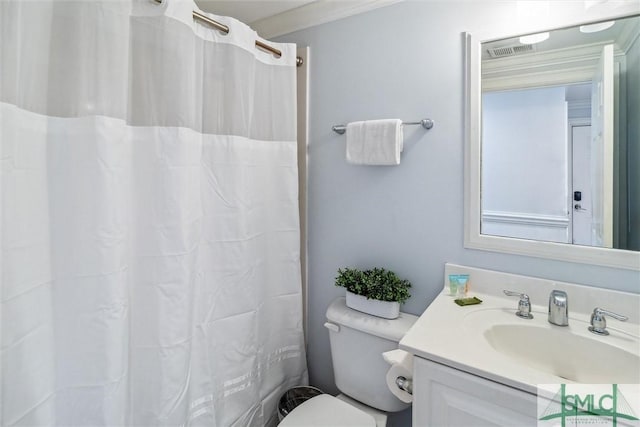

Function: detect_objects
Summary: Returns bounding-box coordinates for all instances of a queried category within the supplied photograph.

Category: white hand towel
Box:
[346,119,403,165]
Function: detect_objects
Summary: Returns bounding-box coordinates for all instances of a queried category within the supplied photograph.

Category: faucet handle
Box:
[503,290,533,319]
[589,307,628,336]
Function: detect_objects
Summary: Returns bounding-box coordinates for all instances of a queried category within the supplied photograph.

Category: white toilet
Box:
[279,297,418,427]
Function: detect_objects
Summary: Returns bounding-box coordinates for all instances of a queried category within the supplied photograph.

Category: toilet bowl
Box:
[279,297,418,426]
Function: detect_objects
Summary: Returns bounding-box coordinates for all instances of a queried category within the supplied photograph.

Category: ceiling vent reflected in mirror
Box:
[486,44,535,58]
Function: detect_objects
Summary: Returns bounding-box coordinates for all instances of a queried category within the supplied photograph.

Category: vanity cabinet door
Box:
[413,358,539,427]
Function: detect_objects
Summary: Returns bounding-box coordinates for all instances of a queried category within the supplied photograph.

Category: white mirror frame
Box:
[463,31,640,271]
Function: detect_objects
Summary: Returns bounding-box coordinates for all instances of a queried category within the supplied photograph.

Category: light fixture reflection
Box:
[580,21,615,33]
[519,32,550,44]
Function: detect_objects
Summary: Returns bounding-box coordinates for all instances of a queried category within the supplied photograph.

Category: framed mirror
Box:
[464,14,640,270]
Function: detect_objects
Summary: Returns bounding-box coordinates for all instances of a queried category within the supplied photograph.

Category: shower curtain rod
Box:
[153,0,303,67]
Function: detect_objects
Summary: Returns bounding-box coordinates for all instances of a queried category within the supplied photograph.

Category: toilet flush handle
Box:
[324,322,340,333]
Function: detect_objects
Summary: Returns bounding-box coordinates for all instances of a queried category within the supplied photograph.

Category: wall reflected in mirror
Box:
[480,15,640,251]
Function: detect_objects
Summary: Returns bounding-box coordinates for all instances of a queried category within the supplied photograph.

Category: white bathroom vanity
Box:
[400,264,640,427]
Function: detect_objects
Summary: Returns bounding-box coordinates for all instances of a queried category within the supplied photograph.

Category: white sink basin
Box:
[458,307,640,387]
[484,323,640,384]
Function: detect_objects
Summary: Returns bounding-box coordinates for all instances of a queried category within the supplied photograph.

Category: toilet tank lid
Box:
[326,297,418,342]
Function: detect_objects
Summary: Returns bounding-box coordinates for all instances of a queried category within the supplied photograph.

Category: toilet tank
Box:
[325,297,418,413]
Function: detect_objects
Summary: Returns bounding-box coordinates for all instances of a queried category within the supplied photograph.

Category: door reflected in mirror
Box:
[480,15,640,251]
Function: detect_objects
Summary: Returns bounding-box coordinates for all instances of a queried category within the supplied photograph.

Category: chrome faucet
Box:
[548,290,568,326]
[503,290,533,319]
[589,307,628,336]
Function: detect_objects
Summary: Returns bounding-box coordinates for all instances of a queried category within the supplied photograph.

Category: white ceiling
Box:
[194,1,316,25]
[193,0,402,39]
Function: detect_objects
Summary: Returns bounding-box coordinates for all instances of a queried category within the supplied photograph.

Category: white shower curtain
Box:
[0,1,307,425]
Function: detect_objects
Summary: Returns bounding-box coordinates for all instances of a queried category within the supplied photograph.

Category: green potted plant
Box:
[335,267,411,319]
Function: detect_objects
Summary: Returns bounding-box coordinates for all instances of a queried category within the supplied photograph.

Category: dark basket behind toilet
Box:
[277,386,324,422]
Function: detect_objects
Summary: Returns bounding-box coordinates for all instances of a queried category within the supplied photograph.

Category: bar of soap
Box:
[454,296,482,306]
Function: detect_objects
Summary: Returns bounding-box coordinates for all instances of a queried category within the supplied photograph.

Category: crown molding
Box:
[252,0,404,39]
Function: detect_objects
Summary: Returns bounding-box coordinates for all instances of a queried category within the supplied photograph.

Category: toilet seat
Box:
[278,394,376,427]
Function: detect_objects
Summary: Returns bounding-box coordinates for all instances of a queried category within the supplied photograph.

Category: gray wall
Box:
[277,2,640,425]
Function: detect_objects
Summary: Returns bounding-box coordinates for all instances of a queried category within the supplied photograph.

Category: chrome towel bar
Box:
[332,118,434,135]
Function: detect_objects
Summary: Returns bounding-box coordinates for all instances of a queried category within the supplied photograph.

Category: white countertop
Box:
[399,264,640,395]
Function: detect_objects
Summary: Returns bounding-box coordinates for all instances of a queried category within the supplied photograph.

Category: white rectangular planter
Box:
[345,291,400,319]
